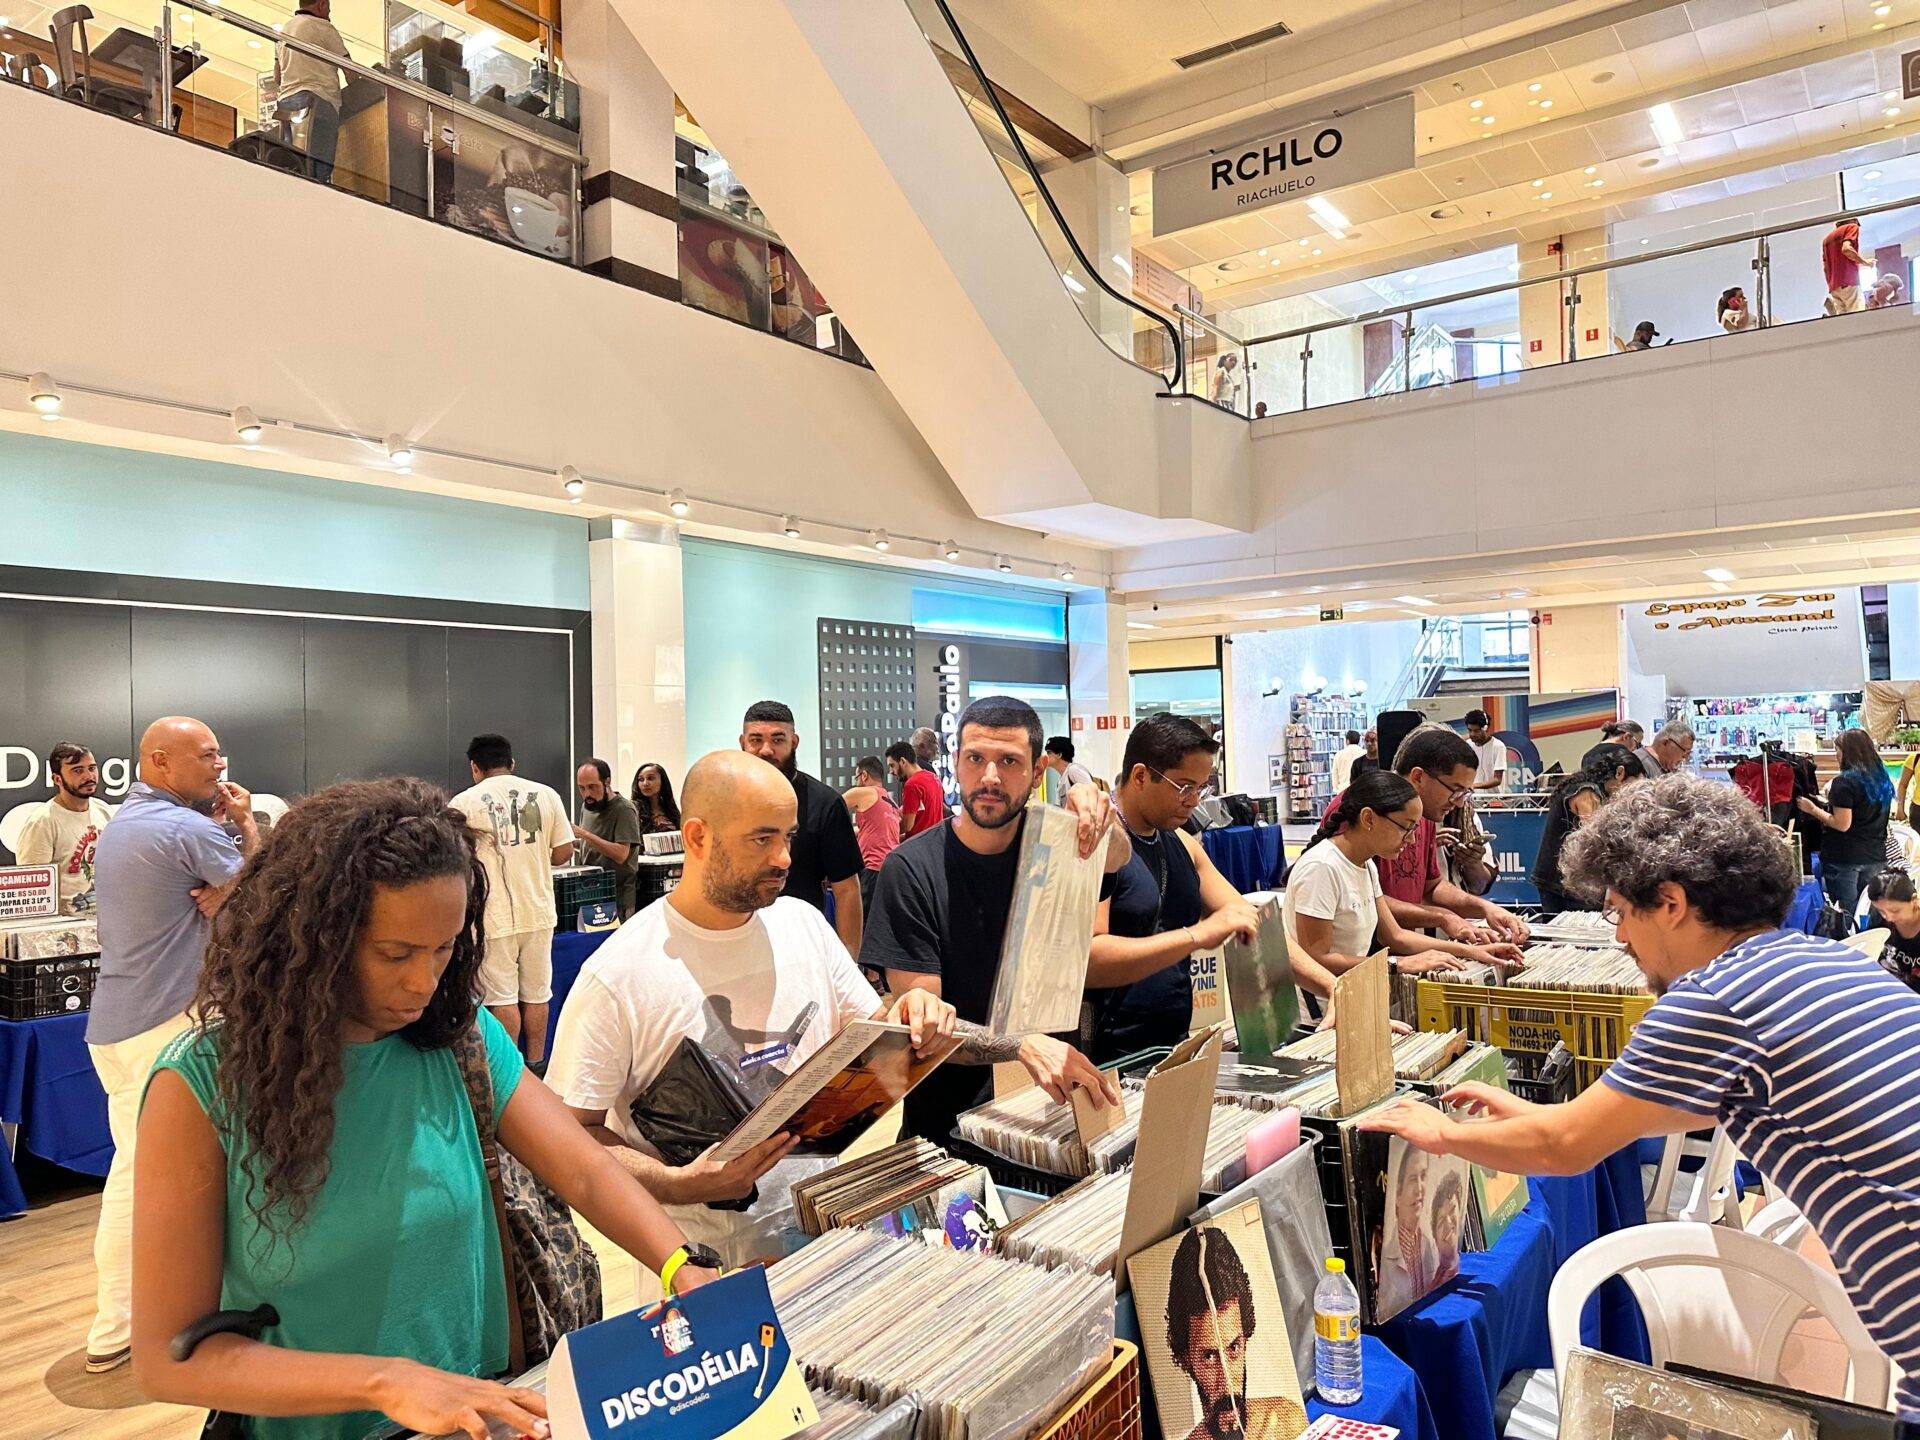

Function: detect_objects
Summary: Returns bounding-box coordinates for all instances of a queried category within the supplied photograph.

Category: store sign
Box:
[1623,589,1866,696]
[0,746,134,797]
[1151,95,1415,235]
[1904,48,1920,100]
[0,865,58,920]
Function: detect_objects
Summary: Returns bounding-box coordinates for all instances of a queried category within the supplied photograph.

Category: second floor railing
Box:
[1234,192,1919,420]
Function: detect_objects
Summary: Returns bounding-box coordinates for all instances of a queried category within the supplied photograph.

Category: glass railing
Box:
[919,0,1187,396]
[1244,195,1920,417]
[2,0,582,262]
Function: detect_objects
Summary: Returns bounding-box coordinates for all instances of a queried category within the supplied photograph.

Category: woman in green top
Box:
[131,777,754,1440]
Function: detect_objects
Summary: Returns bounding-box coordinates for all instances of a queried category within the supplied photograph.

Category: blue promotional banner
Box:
[545,1268,817,1440]
[1475,808,1547,907]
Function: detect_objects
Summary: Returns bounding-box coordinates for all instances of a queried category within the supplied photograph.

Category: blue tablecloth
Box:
[1200,825,1288,894]
[1375,1146,1649,1440]
[546,927,615,1056]
[0,1011,112,1219]
[1305,1335,1442,1440]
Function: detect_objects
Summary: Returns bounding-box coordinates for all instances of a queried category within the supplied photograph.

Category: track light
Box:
[668,487,690,517]
[780,514,801,539]
[230,406,262,444]
[995,554,1013,573]
[27,372,60,415]
[942,540,961,562]
[559,465,584,503]
[385,433,414,468]
[869,528,890,552]
[1058,563,1075,582]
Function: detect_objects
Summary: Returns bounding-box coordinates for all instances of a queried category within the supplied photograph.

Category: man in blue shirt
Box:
[1363,774,1920,1417]
[83,716,259,1373]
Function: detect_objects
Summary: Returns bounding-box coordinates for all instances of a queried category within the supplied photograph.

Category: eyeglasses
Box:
[1148,766,1206,803]
[1374,811,1419,839]
[1600,902,1624,925]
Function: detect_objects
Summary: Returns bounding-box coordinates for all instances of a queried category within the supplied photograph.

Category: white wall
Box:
[1225,619,1422,798]
[1115,306,1920,596]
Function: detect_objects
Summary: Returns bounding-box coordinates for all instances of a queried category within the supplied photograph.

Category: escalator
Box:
[613,0,1249,542]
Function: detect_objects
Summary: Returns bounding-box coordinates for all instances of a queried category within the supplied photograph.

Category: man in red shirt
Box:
[1319,725,1530,944]
[1822,217,1870,315]
[888,740,946,839]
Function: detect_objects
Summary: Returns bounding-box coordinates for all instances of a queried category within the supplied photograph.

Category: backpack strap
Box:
[454,1026,528,1376]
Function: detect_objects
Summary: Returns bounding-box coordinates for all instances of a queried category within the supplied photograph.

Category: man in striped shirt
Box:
[1364,774,1920,1416]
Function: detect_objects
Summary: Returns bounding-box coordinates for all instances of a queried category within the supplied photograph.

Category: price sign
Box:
[0,866,57,921]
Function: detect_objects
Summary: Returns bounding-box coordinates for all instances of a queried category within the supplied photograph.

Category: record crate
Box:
[2,954,98,1019]
[1415,979,1653,1090]
[551,867,617,932]
[1034,1341,1140,1440]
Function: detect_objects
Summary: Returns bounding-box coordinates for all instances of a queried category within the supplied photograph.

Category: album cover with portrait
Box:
[1344,1114,1472,1324]
[1127,1199,1308,1440]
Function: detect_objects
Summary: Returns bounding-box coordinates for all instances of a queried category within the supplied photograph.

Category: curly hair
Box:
[193,776,487,1239]
[1560,773,1797,930]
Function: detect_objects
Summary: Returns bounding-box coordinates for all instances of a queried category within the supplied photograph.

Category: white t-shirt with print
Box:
[547,894,881,1267]
[450,772,570,936]
[1471,736,1506,788]
[15,798,112,914]
[1282,840,1384,962]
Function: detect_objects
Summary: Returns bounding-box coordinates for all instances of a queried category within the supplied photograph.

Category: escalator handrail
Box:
[928,0,1185,394]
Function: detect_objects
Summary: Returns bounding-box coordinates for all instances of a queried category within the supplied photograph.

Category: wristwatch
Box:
[660,1242,725,1296]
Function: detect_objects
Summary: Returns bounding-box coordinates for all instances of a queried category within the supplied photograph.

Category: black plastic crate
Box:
[552,868,618,932]
[1507,1042,1577,1105]
[946,1130,1082,1198]
[2,955,97,1020]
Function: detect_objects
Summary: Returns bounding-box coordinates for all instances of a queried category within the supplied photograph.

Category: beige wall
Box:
[1534,603,1621,695]
[1131,636,1220,671]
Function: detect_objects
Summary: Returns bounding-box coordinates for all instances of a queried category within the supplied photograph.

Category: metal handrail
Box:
[1241,190,1920,348]
[928,0,1184,393]
[170,0,584,163]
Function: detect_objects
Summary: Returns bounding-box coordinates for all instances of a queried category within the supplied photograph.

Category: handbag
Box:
[627,1037,759,1213]
[453,1027,603,1371]
[1812,900,1853,941]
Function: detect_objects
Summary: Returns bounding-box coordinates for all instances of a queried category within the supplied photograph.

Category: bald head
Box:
[139,715,225,803]
[675,750,798,920]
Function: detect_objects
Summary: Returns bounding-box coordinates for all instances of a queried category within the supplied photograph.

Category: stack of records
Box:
[1276,1028,1467,1082]
[767,1229,1115,1440]
[792,1139,1004,1248]
[956,1085,1144,1178]
[1509,944,1646,993]
[994,1168,1134,1275]
[641,830,684,856]
[1427,1044,1531,1249]
[1200,1102,1271,1192]
[1525,911,1618,944]
[1210,1054,1333,1108]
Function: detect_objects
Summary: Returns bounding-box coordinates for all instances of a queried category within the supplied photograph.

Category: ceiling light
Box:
[942,539,961,561]
[230,406,262,443]
[995,554,1013,573]
[1875,2,1892,13]
[1531,178,1545,188]
[1540,191,1553,200]
[1469,98,1484,109]
[384,433,413,468]
[560,464,584,499]
[1539,100,1553,109]
[246,36,262,47]
[1311,247,1323,256]
[1057,563,1075,582]
[1589,178,1604,187]
[869,528,891,552]
[1640,237,1651,245]
[1270,258,1281,266]
[1402,271,1418,282]
[1585,165,1598,175]
[1395,595,1435,606]
[666,487,690,517]
[1649,101,1684,154]
[1528,83,1543,94]
[1257,248,1269,256]
[1306,196,1351,235]
[1480,115,1497,125]
[1704,567,1737,583]
[1886,105,1902,117]
[26,372,60,414]
[780,514,801,538]
[1867,169,1885,180]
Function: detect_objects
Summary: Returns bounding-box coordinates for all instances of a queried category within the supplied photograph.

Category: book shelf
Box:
[1286,694,1369,820]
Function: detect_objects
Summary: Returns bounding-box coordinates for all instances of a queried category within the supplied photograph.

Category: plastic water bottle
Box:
[1314,1256,1363,1405]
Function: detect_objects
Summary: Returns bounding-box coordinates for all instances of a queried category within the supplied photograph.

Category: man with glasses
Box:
[1633,720,1696,779]
[1323,726,1529,944]
[1084,714,1262,1061]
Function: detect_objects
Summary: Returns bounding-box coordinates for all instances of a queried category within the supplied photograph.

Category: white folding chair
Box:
[1499,1221,1892,1437]
[1747,1196,1814,1250]
[1645,1127,1741,1226]
[1845,928,1892,964]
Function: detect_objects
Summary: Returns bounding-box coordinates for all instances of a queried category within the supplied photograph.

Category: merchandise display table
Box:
[1200,824,1288,893]
[0,1012,112,1220]
[1375,1146,1649,1440]
[546,927,616,1056]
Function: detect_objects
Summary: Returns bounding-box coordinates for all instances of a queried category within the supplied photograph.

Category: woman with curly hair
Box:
[130,777,718,1440]
[630,761,681,833]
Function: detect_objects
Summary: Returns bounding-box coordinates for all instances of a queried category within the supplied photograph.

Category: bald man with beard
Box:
[548,750,959,1281]
[83,715,261,1373]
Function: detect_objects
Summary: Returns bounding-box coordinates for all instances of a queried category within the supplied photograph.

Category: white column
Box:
[569,0,679,289]
[1068,592,1131,784]
[588,519,686,789]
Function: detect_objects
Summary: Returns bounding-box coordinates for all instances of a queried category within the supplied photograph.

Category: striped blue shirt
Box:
[1604,928,1920,1416]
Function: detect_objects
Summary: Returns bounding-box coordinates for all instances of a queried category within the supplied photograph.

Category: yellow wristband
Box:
[659,1246,692,1297]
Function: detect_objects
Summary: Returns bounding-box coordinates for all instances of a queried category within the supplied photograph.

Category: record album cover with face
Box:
[1128,1200,1308,1440]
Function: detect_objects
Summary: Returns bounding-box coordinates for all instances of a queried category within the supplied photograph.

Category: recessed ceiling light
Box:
[1867,169,1885,179]
[1311,247,1323,256]
[1875,3,1891,13]
[1886,105,1902,117]
[1480,115,1497,125]
[1270,258,1280,266]
[1469,98,1484,109]
[1395,595,1436,606]
[1528,83,1543,94]
[1649,101,1684,154]
[1584,165,1598,175]
[1257,248,1268,256]
[246,37,262,47]
[1299,237,1312,245]
[1540,191,1553,200]
[1592,70,1615,84]
[1589,178,1604,187]
[1532,178,1545,187]
[1306,196,1351,236]
[1704,567,1737,583]
[1640,237,1651,245]
[1539,100,1553,109]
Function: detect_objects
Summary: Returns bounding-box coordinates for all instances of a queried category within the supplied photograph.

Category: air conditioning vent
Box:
[1173,20,1293,70]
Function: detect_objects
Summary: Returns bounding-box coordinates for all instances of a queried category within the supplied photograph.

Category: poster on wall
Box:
[1623,589,1866,696]
[1410,691,1617,780]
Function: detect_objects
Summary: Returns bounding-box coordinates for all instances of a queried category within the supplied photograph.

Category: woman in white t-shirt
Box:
[1283,769,1520,997]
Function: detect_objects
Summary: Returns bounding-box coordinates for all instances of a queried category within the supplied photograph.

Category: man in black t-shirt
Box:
[1087,714,1260,1062]
[863,695,1127,1143]
[741,700,864,956]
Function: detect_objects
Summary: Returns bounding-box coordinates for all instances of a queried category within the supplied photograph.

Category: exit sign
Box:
[1319,605,1344,623]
